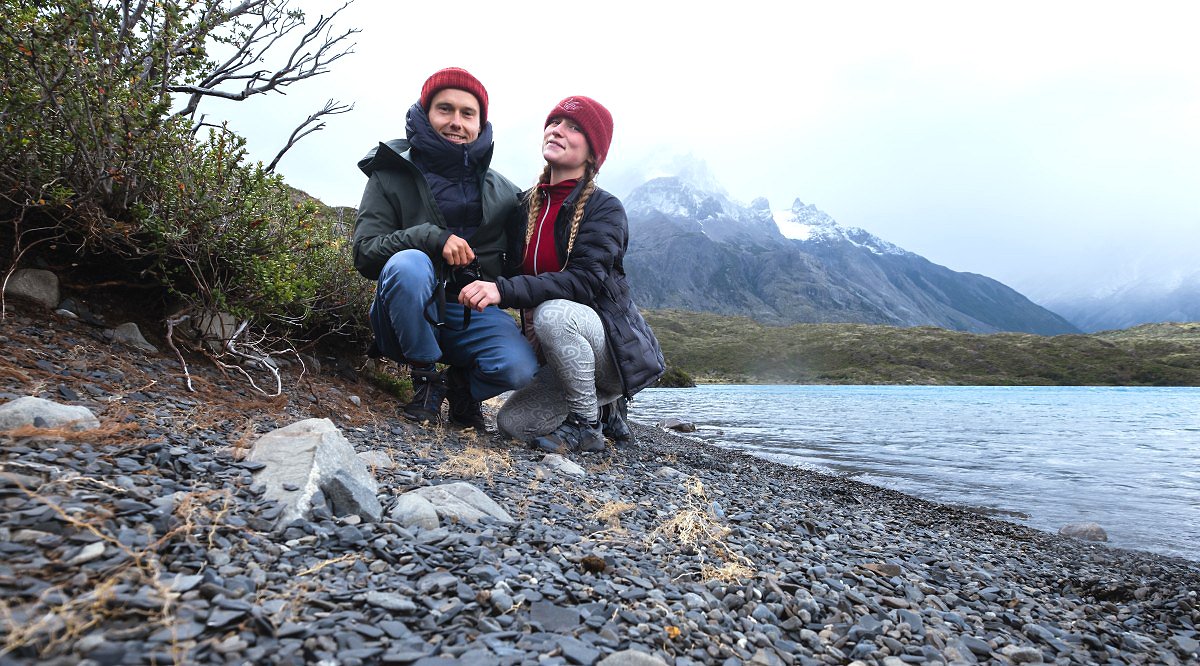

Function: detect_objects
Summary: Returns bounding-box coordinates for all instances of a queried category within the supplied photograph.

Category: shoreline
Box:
[2,308,1198,664]
[632,384,1200,564]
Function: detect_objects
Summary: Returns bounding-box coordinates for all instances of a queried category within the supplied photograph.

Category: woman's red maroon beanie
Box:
[420,67,489,125]
[545,96,613,170]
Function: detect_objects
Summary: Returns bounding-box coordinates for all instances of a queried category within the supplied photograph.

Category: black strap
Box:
[423,267,471,331]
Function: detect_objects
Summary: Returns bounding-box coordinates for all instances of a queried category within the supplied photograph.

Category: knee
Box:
[491,354,538,392]
[495,404,520,439]
[378,250,433,296]
[533,300,595,338]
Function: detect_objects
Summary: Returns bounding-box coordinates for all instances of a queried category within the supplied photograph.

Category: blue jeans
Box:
[369,250,537,401]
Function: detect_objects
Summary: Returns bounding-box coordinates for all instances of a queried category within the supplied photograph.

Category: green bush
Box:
[1,0,371,347]
[655,366,697,388]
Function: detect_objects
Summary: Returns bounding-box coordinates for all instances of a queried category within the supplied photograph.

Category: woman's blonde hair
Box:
[522,162,598,270]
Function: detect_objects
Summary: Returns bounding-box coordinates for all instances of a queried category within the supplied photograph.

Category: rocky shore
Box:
[1,303,1198,666]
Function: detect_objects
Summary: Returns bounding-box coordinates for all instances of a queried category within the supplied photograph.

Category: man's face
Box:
[427,89,481,144]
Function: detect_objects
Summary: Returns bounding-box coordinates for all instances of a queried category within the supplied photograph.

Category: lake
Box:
[628,385,1200,562]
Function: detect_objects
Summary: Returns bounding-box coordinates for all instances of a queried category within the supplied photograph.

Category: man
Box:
[353,67,537,429]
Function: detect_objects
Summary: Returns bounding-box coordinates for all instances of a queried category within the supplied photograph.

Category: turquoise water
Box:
[629,385,1200,562]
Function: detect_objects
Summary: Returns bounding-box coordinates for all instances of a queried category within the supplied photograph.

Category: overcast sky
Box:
[208,0,1200,302]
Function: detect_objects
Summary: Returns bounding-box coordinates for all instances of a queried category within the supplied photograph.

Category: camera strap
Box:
[423,266,471,332]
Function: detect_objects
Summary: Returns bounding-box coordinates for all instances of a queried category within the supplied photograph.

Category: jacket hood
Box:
[357,139,412,176]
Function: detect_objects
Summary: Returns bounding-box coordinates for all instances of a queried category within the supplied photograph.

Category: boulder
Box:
[109,322,159,354]
[0,396,100,432]
[3,269,59,309]
[656,417,696,433]
[597,650,669,666]
[408,481,513,525]
[195,310,239,351]
[1058,522,1108,542]
[389,493,439,530]
[249,418,382,526]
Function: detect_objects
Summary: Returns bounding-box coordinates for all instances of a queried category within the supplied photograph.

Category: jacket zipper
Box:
[531,191,553,274]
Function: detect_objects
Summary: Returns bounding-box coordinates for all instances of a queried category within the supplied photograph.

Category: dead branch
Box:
[165,313,196,392]
[171,1,359,120]
[265,98,353,173]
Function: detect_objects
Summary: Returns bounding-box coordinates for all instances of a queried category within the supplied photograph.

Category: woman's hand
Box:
[458,280,501,312]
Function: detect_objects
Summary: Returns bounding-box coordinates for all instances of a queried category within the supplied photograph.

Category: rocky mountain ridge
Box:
[622,176,1079,335]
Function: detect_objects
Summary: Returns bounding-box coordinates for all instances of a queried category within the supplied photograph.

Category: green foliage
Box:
[644,309,1200,386]
[365,362,414,401]
[1,0,371,346]
[655,366,697,388]
[130,126,372,334]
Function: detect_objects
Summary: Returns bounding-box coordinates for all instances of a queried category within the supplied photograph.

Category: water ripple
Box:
[631,385,1200,561]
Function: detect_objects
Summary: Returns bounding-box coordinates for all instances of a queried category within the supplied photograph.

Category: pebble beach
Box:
[1,305,1198,665]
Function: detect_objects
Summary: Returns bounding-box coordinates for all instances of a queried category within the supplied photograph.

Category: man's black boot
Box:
[402,364,447,424]
[446,366,486,430]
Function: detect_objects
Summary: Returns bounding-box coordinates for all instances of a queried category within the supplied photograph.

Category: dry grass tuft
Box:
[438,444,513,478]
[591,500,637,529]
[700,561,754,583]
[228,417,258,461]
[648,475,758,582]
[0,419,141,446]
[652,507,731,546]
[298,553,362,576]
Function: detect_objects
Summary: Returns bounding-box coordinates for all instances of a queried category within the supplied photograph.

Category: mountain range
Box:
[1034,270,1200,333]
[621,175,1079,335]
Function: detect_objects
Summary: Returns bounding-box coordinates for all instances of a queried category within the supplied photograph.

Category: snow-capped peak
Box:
[774,200,909,256]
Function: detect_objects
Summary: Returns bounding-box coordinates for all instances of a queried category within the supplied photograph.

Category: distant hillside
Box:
[645,310,1200,386]
[624,175,1078,336]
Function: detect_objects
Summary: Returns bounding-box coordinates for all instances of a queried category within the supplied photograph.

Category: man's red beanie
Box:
[545,96,614,171]
[420,67,489,126]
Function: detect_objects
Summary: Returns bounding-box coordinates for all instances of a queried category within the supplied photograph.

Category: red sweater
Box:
[522,179,577,275]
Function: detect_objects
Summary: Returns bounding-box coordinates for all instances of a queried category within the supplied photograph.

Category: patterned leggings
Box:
[496,299,622,440]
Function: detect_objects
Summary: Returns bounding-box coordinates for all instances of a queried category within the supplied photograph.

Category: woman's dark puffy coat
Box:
[495,182,665,397]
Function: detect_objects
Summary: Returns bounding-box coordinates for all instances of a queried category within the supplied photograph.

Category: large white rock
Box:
[0,396,100,432]
[250,418,381,526]
[409,481,513,525]
[597,651,669,666]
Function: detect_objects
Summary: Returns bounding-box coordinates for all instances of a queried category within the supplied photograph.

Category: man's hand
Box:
[442,234,475,266]
[458,280,501,312]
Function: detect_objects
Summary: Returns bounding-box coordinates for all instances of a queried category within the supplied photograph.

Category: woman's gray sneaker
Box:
[530,412,604,453]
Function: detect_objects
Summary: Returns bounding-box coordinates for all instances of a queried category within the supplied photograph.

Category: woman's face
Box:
[543,117,591,179]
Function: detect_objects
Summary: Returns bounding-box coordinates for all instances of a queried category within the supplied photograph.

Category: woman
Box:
[457,96,664,453]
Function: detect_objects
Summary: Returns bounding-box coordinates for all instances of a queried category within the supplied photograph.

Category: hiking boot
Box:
[446,366,486,430]
[529,412,605,454]
[601,398,635,447]
[402,364,447,424]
